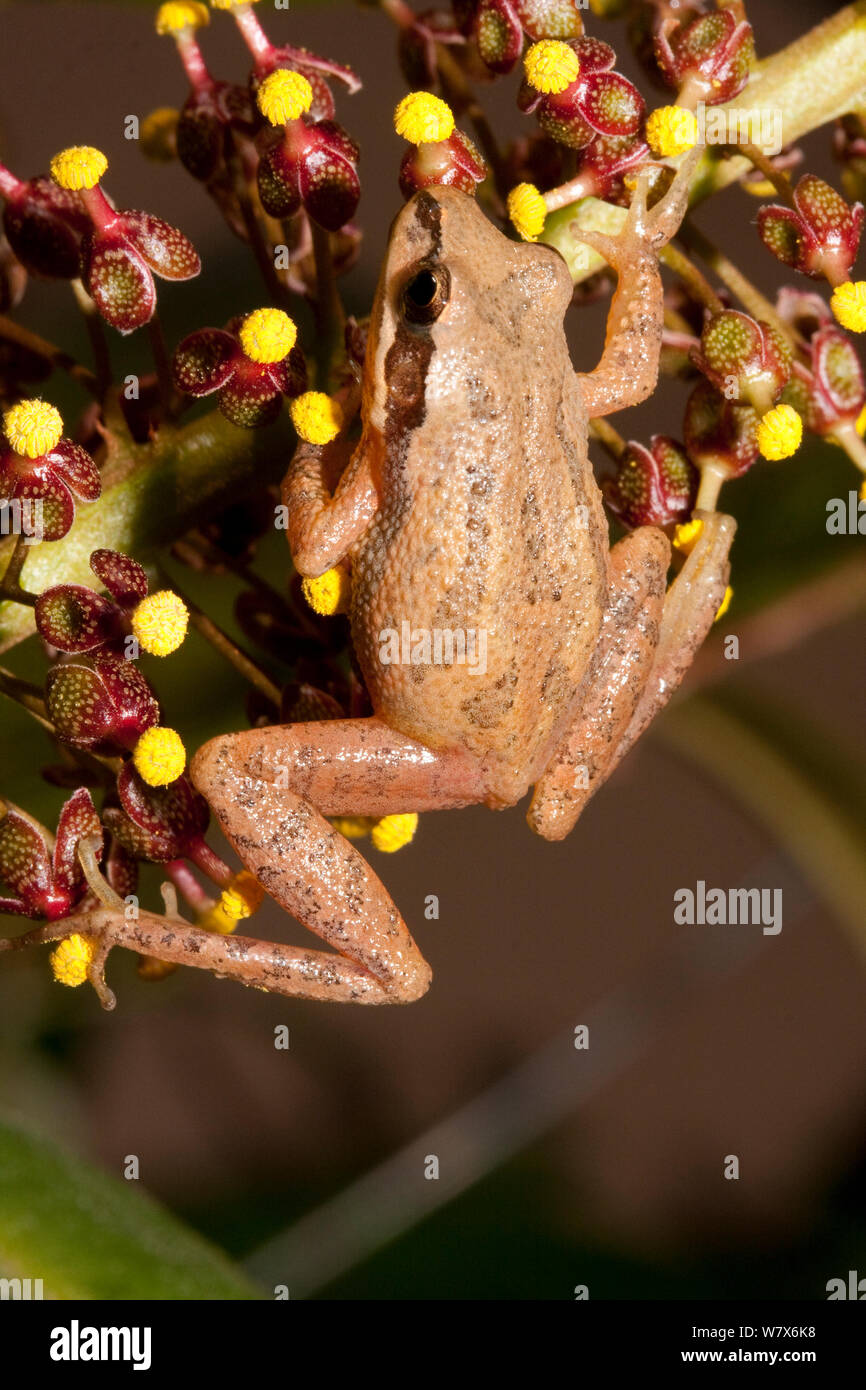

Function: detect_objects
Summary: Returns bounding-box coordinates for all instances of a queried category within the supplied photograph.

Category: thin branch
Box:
[0,315,99,396]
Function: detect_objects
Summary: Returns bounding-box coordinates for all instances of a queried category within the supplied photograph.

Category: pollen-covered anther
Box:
[370,813,419,853]
[524,41,580,96]
[645,106,698,158]
[133,727,187,787]
[290,391,344,445]
[140,108,180,161]
[673,517,704,554]
[218,871,264,922]
[831,281,866,333]
[131,591,189,656]
[714,585,733,622]
[49,146,108,192]
[156,1,210,34]
[257,69,314,126]
[239,308,298,363]
[50,934,97,988]
[755,403,803,460]
[394,92,455,146]
[301,566,351,616]
[3,398,64,458]
[507,183,547,242]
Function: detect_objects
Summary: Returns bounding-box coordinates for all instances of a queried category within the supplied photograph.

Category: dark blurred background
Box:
[1,0,865,1300]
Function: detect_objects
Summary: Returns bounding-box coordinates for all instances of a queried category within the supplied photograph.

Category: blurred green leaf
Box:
[662,688,866,961]
[0,1115,264,1298]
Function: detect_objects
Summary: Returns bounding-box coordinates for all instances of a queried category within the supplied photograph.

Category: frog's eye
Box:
[401,266,450,325]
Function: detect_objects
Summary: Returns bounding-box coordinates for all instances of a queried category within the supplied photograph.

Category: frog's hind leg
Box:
[611,509,736,765]
[170,719,484,1004]
[528,526,669,841]
[528,511,735,841]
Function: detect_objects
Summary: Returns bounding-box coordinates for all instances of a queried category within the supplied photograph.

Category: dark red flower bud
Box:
[757,175,864,285]
[47,146,200,333]
[0,789,102,920]
[36,585,123,654]
[683,379,760,480]
[173,311,307,428]
[280,681,346,723]
[399,127,487,198]
[691,310,792,411]
[36,549,149,654]
[796,325,866,435]
[575,131,650,201]
[82,210,200,335]
[0,408,101,543]
[519,37,644,151]
[653,8,754,106]
[0,167,88,280]
[514,0,585,41]
[257,117,361,231]
[177,82,258,182]
[102,763,209,864]
[465,0,524,75]
[45,649,160,752]
[603,435,698,529]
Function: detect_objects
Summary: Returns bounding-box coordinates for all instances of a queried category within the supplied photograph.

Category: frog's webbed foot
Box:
[575,150,700,419]
[529,510,735,841]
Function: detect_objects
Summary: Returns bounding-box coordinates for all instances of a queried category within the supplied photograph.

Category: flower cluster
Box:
[1,399,100,541]
[173,306,307,426]
[518,38,644,151]
[35,548,188,778]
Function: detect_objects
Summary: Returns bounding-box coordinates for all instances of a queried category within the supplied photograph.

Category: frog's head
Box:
[364,187,573,434]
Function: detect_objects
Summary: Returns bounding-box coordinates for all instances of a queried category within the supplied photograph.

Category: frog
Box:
[39,166,735,1006]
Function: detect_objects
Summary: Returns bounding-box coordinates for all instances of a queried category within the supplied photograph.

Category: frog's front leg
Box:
[174,720,486,1003]
[282,428,379,575]
[577,152,699,419]
[529,510,735,841]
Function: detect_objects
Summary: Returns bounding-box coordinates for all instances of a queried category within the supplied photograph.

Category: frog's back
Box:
[350,188,608,805]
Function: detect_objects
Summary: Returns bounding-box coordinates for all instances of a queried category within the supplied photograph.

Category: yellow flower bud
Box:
[290,391,343,445]
[239,308,298,364]
[301,567,351,616]
[755,403,802,460]
[646,106,698,158]
[831,281,866,333]
[524,40,580,95]
[394,92,455,145]
[257,69,314,126]
[156,2,209,35]
[370,813,419,853]
[131,591,189,657]
[50,146,108,191]
[714,585,733,622]
[507,183,547,243]
[3,399,63,458]
[133,727,187,787]
[51,934,97,988]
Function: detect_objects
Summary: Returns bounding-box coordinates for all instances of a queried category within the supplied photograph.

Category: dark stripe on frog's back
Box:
[353,192,442,611]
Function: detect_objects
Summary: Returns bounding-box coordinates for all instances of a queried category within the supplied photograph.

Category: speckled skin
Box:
[133,176,736,1006]
[349,188,609,806]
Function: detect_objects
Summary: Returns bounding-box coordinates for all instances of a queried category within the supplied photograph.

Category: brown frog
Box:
[42,169,735,1005]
